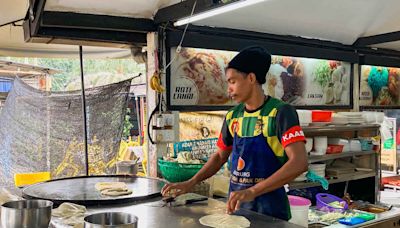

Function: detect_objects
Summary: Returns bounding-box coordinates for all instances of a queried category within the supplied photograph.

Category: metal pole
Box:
[79,46,89,176]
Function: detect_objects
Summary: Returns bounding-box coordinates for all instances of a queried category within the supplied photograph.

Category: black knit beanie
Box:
[227,46,271,84]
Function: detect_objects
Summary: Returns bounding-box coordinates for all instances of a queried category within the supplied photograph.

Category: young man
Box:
[162,46,308,221]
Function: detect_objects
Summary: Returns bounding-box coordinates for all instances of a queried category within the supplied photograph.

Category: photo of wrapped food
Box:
[171,48,236,106]
[313,60,348,105]
[388,68,400,102]
[265,56,305,105]
[359,67,373,106]
[361,65,400,106]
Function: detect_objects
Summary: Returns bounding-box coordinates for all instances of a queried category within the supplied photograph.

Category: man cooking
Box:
[162,46,308,221]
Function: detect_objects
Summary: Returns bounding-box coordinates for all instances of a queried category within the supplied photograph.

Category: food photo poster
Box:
[169,47,352,109]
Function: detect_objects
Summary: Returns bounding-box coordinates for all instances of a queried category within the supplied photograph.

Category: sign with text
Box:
[174,138,218,160]
[169,47,352,109]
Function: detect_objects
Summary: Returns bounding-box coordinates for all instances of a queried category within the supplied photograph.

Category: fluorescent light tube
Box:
[174,0,267,26]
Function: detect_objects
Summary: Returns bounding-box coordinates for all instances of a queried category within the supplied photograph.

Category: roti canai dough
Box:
[52,202,86,226]
[95,182,127,191]
[199,214,250,228]
[100,188,133,196]
[95,182,132,196]
[52,202,86,217]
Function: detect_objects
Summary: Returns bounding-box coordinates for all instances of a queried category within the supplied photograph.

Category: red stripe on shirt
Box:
[281,125,306,148]
[217,133,232,151]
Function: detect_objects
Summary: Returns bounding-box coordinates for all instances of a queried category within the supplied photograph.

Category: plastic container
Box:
[14,172,51,187]
[350,139,362,152]
[305,137,313,153]
[309,163,326,171]
[316,193,348,212]
[314,136,327,154]
[326,144,344,154]
[158,158,204,183]
[311,110,333,122]
[358,138,373,151]
[288,195,311,227]
[338,217,366,226]
[297,110,312,126]
[309,163,326,177]
[328,138,350,152]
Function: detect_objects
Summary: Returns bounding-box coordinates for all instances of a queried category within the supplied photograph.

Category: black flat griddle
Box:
[22,175,166,206]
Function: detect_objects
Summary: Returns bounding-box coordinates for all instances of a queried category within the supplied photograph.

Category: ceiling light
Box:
[174,0,267,26]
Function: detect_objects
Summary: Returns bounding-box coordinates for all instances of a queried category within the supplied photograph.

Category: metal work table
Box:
[83,197,302,228]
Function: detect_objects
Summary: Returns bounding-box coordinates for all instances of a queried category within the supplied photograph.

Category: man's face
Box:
[226,68,253,103]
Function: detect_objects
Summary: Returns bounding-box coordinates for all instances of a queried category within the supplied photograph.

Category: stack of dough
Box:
[95,182,132,196]
[52,202,86,227]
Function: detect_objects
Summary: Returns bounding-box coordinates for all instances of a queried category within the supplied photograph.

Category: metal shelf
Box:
[302,124,380,134]
[289,171,376,190]
[308,150,376,163]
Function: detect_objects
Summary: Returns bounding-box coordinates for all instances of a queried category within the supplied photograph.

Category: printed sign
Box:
[174,138,218,160]
[169,47,352,108]
[360,65,400,106]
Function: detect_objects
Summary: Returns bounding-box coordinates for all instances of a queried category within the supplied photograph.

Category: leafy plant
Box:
[123,108,134,138]
[313,61,332,88]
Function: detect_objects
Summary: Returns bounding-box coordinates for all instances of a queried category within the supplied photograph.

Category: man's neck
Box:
[244,88,266,111]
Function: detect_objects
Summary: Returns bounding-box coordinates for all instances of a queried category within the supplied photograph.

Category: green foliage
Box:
[313,61,332,88]
[0,57,145,91]
[123,108,134,138]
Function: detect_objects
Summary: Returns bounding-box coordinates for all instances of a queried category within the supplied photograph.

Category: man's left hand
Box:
[227,188,256,214]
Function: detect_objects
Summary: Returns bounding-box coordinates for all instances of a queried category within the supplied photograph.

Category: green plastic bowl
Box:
[158,158,204,183]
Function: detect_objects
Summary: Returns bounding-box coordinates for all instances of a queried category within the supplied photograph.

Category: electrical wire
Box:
[163,0,197,71]
[147,1,197,144]
[147,93,162,144]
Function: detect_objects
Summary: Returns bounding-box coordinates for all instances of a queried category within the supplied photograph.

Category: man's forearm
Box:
[249,159,307,197]
[189,151,229,186]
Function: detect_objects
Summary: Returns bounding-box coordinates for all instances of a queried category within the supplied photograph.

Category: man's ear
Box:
[248,72,257,84]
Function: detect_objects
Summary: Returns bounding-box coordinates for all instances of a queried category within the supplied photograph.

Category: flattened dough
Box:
[199,214,250,228]
[52,202,86,217]
[95,182,127,191]
[100,188,133,196]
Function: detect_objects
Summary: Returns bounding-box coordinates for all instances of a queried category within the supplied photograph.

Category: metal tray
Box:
[22,175,166,206]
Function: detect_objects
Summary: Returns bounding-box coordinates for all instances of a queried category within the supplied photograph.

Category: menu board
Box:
[169,47,352,109]
[360,65,400,107]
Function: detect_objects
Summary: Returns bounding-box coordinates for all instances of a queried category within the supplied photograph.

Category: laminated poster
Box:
[360,65,400,107]
[169,47,352,108]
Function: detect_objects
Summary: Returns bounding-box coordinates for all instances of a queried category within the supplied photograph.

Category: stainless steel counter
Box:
[5,185,400,228]
[83,197,302,228]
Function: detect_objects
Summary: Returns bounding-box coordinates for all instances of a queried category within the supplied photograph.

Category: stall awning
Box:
[157,0,400,53]
[0,60,59,78]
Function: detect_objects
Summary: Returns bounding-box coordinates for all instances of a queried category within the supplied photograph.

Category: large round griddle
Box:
[22,175,166,206]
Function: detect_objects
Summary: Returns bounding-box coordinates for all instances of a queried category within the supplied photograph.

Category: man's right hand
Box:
[161,180,195,197]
